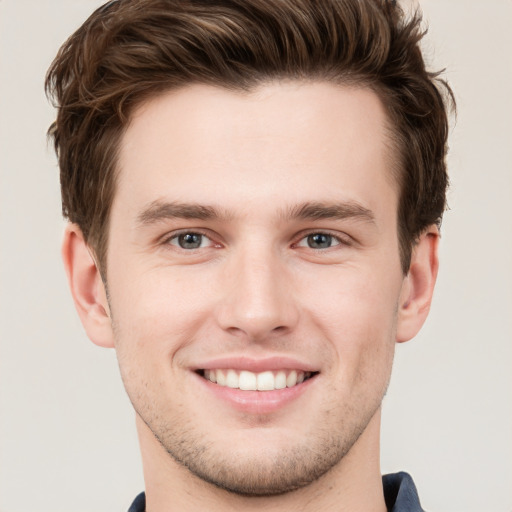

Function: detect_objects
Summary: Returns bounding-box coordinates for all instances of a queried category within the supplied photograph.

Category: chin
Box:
[142,403,377,497]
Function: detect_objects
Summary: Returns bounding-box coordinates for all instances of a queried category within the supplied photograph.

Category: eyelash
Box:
[293,230,352,250]
[163,229,218,250]
[162,229,352,252]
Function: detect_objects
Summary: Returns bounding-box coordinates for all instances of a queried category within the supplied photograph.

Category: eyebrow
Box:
[137,200,229,225]
[136,200,375,226]
[284,201,376,224]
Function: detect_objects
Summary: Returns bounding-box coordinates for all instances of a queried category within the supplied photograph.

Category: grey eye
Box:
[307,233,333,249]
[176,233,204,249]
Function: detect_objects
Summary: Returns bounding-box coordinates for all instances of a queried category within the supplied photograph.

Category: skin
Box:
[63,81,439,512]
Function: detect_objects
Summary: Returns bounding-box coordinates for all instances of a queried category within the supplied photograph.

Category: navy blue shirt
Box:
[128,471,425,512]
[383,472,426,512]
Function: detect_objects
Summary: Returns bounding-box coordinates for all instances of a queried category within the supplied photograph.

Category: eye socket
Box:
[168,232,211,250]
[164,230,347,251]
[296,233,342,250]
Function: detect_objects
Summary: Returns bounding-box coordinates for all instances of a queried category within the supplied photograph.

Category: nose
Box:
[215,248,300,341]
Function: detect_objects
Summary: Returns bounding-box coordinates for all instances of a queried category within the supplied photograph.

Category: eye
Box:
[296,233,342,249]
[168,232,212,250]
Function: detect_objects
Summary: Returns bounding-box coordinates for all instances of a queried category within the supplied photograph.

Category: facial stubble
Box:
[125,364,393,498]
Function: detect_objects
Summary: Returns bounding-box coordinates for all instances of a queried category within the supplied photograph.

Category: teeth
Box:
[275,371,287,389]
[226,369,239,389]
[286,370,297,387]
[216,369,227,386]
[257,371,274,391]
[206,369,217,383]
[203,369,312,391]
[239,370,257,390]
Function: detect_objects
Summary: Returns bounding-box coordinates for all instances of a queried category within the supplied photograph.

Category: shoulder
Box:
[383,472,426,512]
[127,491,145,512]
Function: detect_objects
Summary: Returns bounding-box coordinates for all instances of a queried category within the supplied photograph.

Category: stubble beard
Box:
[135,390,385,497]
[111,304,397,497]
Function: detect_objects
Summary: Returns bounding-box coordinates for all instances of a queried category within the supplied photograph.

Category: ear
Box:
[61,223,115,348]
[396,225,440,343]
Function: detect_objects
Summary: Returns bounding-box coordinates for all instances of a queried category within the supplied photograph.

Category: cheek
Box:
[108,271,201,380]
[300,267,400,375]
[111,264,209,328]
[303,265,401,333]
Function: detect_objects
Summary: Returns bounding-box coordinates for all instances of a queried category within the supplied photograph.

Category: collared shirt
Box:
[128,471,425,512]
[383,472,426,512]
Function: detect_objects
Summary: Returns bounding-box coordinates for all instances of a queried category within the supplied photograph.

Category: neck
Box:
[136,409,387,512]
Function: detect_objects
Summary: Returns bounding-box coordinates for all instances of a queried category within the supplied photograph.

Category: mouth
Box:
[197,369,318,391]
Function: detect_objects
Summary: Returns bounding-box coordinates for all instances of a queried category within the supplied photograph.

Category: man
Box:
[46,0,453,510]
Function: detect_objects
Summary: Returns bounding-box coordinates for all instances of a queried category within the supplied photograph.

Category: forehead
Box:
[114,81,397,222]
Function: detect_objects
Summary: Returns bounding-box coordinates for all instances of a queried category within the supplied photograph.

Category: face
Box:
[106,82,406,495]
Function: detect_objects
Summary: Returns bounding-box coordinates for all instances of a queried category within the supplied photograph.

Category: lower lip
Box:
[193,372,317,414]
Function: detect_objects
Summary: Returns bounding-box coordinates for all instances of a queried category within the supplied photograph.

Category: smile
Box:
[200,369,316,391]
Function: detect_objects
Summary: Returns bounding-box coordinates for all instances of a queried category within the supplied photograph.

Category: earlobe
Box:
[62,223,115,348]
[396,225,440,343]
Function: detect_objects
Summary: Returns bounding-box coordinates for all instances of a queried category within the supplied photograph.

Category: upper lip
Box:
[193,356,319,373]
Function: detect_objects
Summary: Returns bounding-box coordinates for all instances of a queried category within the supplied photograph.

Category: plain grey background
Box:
[1,1,511,511]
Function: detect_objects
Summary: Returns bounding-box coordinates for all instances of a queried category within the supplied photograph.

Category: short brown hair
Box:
[46,0,453,274]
